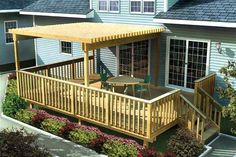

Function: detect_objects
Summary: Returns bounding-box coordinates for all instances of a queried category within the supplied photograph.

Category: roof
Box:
[155,0,236,23]
[21,0,93,17]
[10,22,165,51]
[0,0,37,11]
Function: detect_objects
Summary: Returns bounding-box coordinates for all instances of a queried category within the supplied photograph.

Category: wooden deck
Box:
[17,57,222,145]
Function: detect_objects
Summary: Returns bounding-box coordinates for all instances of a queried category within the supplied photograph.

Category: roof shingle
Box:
[155,0,236,23]
[0,0,38,10]
[22,0,92,15]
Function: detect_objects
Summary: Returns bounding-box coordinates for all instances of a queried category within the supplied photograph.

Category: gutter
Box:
[0,9,21,13]
[20,10,94,19]
[153,18,236,28]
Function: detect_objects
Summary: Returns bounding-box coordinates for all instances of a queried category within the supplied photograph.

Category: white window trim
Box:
[4,20,18,45]
[98,0,120,13]
[130,0,142,14]
[109,0,120,13]
[116,40,151,78]
[143,0,155,15]
[98,0,109,12]
[59,41,73,56]
[165,36,211,92]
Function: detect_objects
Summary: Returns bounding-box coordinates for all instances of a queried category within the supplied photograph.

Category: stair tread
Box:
[203,126,219,141]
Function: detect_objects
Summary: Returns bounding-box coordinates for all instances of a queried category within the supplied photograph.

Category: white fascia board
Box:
[153,18,236,28]
[20,10,94,18]
[0,9,20,13]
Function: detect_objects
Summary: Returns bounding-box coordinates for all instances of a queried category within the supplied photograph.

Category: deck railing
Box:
[180,95,206,142]
[17,70,181,144]
[194,73,222,130]
[22,56,95,80]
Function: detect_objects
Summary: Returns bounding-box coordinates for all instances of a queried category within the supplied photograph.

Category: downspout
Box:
[90,0,93,9]
[33,15,38,66]
[164,0,168,12]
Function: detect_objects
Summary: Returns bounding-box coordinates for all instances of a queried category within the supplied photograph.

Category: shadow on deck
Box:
[89,81,194,103]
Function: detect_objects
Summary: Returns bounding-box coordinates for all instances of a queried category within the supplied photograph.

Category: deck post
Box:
[83,49,90,87]
[92,50,95,74]
[13,34,20,96]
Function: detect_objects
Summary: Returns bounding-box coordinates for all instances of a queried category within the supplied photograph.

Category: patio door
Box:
[118,40,149,79]
[167,37,209,90]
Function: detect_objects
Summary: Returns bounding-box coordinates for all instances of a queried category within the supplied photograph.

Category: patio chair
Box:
[135,75,151,98]
[100,73,112,91]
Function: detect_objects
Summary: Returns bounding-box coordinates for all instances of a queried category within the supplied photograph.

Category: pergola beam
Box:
[83,33,159,51]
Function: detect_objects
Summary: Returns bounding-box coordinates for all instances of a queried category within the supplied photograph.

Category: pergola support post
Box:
[13,34,20,96]
[83,49,90,87]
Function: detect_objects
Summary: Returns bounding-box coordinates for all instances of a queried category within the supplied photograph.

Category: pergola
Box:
[10,22,165,87]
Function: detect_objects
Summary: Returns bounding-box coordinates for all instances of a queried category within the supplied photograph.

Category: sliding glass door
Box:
[119,40,149,79]
[167,38,209,90]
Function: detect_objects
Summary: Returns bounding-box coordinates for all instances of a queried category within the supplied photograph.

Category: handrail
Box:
[149,89,181,103]
[194,73,216,83]
[180,94,207,119]
[17,70,182,105]
[21,56,94,72]
[18,70,151,104]
[198,87,222,111]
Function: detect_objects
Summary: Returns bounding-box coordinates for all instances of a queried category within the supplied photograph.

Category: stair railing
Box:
[179,94,207,143]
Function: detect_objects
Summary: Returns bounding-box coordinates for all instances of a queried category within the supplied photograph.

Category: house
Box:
[0,0,37,72]
[9,0,226,146]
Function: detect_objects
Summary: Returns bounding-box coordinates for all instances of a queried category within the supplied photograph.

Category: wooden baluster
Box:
[132,101,135,132]
[137,102,140,134]
[105,93,109,125]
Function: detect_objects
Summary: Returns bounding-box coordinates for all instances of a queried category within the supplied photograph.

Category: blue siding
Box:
[0,13,35,65]
[35,16,91,65]
[160,25,236,89]
[92,0,164,25]
[36,39,83,65]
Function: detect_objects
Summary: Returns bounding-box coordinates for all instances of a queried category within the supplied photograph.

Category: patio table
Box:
[107,76,143,96]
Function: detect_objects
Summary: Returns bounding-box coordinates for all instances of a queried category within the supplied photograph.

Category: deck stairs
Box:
[180,94,221,144]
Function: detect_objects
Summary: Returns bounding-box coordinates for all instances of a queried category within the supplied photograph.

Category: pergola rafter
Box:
[10,22,165,87]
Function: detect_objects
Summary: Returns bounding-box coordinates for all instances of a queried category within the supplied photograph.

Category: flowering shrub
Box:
[167,128,203,157]
[102,140,138,157]
[41,118,66,135]
[8,72,16,80]
[90,135,108,153]
[139,147,161,157]
[15,109,36,124]
[0,129,51,157]
[12,108,166,156]
[69,128,97,146]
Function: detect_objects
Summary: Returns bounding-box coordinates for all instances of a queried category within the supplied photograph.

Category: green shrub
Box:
[167,128,204,157]
[69,128,97,146]
[41,119,65,135]
[6,79,17,95]
[15,109,36,124]
[0,129,51,157]
[102,140,137,157]
[3,94,28,117]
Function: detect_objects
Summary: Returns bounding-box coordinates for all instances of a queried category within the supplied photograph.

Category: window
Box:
[99,0,108,11]
[99,0,119,12]
[110,0,119,12]
[60,41,72,54]
[130,0,141,13]
[4,21,17,44]
[130,0,155,14]
[143,0,155,13]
